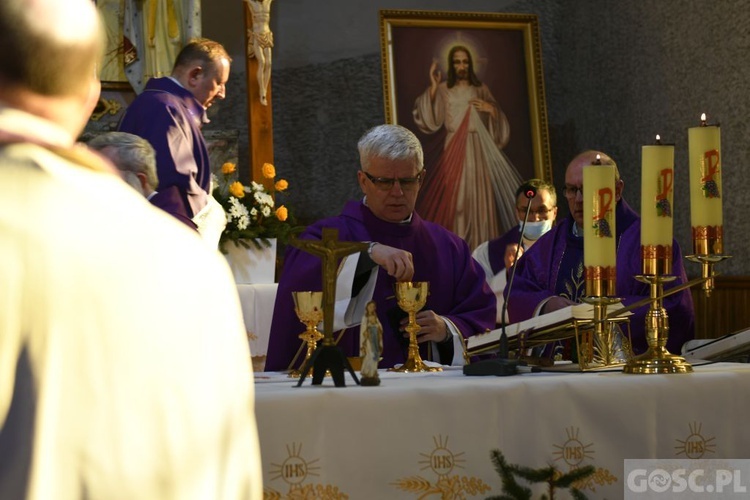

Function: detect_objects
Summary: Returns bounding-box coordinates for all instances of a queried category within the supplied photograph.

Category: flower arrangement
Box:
[212,161,302,253]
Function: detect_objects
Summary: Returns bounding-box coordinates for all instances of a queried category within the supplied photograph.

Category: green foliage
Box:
[487,449,596,500]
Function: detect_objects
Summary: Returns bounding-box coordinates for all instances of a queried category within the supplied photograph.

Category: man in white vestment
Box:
[0,0,262,498]
[413,45,524,249]
[472,178,558,324]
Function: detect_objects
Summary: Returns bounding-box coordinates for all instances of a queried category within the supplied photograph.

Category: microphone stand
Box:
[464,189,536,376]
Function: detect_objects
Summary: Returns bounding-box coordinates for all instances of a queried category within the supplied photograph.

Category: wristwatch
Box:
[367,241,378,257]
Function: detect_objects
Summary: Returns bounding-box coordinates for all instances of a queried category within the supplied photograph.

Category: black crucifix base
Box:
[296,344,361,387]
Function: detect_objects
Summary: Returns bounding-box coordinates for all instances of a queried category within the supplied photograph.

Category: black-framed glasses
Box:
[516,205,554,217]
[363,170,425,191]
[563,185,584,198]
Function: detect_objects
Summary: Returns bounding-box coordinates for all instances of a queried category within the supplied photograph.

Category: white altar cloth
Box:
[254,363,750,499]
[236,283,277,371]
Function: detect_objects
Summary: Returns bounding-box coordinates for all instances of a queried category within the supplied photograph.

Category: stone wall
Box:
[87,0,750,276]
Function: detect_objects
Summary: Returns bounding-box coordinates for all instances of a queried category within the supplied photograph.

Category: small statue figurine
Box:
[359,301,383,386]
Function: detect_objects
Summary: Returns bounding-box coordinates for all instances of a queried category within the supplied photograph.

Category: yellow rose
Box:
[262,162,276,179]
[274,179,289,192]
[229,181,245,198]
[221,162,236,174]
[275,205,288,222]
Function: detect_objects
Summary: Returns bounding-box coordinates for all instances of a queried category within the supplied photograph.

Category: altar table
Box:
[253,363,750,499]
[236,283,277,371]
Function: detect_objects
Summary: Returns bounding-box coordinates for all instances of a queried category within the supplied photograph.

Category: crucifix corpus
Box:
[243,0,274,189]
[290,228,369,387]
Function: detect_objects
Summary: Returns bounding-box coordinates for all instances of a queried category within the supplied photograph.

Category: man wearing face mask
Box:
[472,178,558,325]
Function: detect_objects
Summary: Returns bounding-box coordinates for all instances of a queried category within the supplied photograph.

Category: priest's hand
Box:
[542,296,576,313]
[369,243,414,282]
[504,243,523,270]
[400,310,448,343]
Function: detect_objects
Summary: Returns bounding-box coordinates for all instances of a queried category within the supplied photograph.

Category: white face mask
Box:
[520,219,553,241]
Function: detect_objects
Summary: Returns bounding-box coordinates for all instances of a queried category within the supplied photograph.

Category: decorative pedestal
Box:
[623,275,693,374]
[224,239,277,284]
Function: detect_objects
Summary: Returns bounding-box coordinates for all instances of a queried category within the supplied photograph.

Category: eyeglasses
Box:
[516,205,554,217]
[363,170,424,191]
[563,185,584,198]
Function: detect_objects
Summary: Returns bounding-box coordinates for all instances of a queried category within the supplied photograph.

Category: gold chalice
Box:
[389,281,441,373]
[289,291,324,378]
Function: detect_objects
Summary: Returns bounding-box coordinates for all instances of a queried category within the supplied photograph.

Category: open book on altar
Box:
[466,302,632,355]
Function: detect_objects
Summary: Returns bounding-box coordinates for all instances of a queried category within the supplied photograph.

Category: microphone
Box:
[464,188,536,376]
[501,188,536,338]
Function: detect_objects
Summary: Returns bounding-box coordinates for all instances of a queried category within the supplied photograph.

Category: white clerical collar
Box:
[362,196,413,223]
[168,76,184,89]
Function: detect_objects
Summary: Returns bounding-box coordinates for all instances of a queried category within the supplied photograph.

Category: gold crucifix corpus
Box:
[290,228,369,346]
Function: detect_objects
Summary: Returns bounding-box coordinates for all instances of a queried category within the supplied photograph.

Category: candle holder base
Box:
[685,254,731,298]
[622,274,692,374]
[623,347,693,374]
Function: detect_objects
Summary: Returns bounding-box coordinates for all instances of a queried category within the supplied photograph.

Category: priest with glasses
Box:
[265,124,495,371]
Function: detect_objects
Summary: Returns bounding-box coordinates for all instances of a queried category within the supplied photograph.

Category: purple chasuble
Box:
[265,201,496,371]
[119,77,210,218]
[507,199,694,355]
[149,186,198,230]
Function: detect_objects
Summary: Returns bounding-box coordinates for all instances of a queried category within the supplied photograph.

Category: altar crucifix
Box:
[290,228,369,387]
[243,0,275,190]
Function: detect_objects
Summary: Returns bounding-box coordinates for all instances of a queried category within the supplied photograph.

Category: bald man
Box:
[507,151,694,358]
[0,0,261,497]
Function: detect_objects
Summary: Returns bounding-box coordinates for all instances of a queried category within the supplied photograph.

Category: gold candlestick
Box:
[288,291,324,379]
[623,274,693,374]
[388,282,441,373]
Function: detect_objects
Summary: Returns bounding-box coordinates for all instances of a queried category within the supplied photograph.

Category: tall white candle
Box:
[641,135,675,248]
[583,157,616,295]
[688,113,723,254]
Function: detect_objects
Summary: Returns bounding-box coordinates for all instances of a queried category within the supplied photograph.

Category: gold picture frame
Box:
[379,9,552,246]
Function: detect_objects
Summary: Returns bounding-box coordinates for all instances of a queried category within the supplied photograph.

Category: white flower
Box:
[228,197,249,221]
[250,207,258,217]
[237,214,250,230]
[251,181,265,192]
[262,206,271,217]
[254,191,274,207]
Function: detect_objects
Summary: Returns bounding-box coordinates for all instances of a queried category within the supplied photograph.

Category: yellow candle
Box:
[583,160,616,295]
[688,113,723,254]
[641,136,675,247]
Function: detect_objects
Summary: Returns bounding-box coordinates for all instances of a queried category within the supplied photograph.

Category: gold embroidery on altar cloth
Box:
[675,422,716,459]
[391,434,491,497]
[552,427,617,493]
[265,442,349,499]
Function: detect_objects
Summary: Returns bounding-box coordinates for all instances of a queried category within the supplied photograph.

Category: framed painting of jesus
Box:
[379,10,552,249]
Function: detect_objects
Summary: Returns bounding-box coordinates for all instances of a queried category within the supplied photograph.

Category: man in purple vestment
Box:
[507,151,694,356]
[119,38,231,220]
[265,125,496,371]
[473,179,558,325]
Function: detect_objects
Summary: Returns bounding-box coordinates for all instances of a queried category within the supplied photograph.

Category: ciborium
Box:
[288,291,324,378]
[389,281,442,373]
